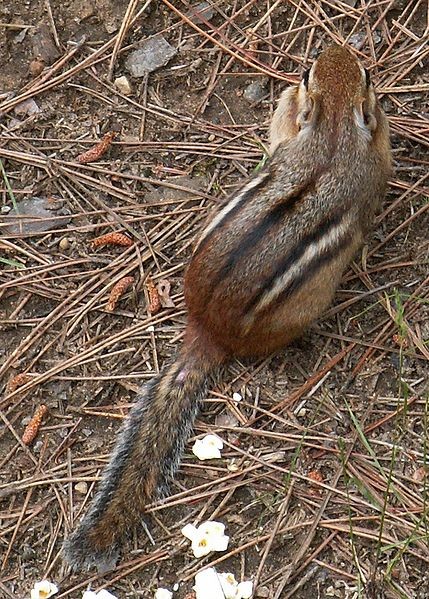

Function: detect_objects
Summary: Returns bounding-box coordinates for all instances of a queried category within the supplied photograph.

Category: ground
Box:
[0,1,428,598]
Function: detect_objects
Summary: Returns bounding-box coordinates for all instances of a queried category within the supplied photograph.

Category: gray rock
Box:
[349,30,381,50]
[186,1,215,24]
[243,80,267,103]
[348,32,366,50]
[1,197,71,235]
[125,36,177,77]
[144,175,208,203]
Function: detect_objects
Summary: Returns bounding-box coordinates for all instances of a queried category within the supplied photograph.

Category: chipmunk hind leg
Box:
[62,338,223,572]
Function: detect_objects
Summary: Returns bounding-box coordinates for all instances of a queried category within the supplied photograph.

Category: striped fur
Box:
[211,181,314,288]
[62,348,220,571]
[62,44,391,573]
[245,210,354,317]
[193,172,271,253]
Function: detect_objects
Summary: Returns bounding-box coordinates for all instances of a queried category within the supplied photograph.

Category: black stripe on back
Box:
[212,182,313,288]
[272,230,353,308]
[194,173,271,256]
[244,210,345,314]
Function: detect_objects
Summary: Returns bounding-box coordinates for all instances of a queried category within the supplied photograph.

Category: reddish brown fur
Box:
[63,44,391,572]
[312,45,363,110]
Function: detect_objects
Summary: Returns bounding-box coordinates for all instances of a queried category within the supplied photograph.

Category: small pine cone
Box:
[6,373,33,394]
[106,276,135,312]
[77,131,115,164]
[146,278,161,314]
[90,232,133,249]
[22,404,49,445]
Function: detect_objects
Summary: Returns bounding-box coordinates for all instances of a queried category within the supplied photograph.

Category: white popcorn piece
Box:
[82,590,118,599]
[97,591,119,599]
[194,568,224,599]
[219,573,253,599]
[154,589,173,599]
[192,434,223,460]
[232,392,242,402]
[193,568,253,599]
[181,520,229,558]
[30,581,59,599]
[219,572,239,598]
[237,581,253,598]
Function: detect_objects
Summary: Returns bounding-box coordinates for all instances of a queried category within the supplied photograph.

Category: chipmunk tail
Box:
[62,326,224,572]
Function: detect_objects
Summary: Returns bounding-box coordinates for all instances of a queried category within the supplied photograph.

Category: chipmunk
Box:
[63,45,391,571]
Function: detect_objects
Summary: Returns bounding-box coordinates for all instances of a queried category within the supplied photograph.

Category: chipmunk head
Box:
[296,44,378,138]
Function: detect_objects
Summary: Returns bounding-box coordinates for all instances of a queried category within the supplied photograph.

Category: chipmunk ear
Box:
[296,93,319,132]
[362,96,378,131]
[354,95,377,134]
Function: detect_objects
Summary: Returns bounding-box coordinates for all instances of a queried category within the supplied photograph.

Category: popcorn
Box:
[30,581,58,599]
[219,573,253,598]
[95,592,119,599]
[192,434,223,460]
[181,521,229,558]
[219,572,239,598]
[82,590,118,599]
[193,568,224,599]
[154,589,173,599]
[237,581,253,598]
[193,568,253,599]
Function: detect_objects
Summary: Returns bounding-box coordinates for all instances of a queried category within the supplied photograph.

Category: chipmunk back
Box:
[63,44,391,571]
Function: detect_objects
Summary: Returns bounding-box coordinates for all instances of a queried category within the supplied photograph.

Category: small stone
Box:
[1,205,11,214]
[58,237,70,251]
[114,75,132,96]
[125,36,177,77]
[75,481,88,494]
[227,459,239,472]
[33,440,43,453]
[29,57,45,77]
[334,0,357,6]
[14,98,41,117]
[243,81,266,103]
[21,544,36,561]
[348,32,366,50]
[186,1,215,24]
[232,392,242,402]
[31,23,59,65]
[104,19,119,34]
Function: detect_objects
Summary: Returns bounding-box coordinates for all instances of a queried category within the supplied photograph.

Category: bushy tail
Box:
[63,340,221,571]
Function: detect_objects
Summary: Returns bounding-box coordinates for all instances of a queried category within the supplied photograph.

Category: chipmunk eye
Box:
[364,68,371,88]
[302,68,310,88]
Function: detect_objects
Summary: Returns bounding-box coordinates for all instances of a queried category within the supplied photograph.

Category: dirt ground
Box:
[0,1,428,598]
